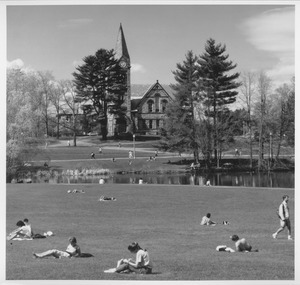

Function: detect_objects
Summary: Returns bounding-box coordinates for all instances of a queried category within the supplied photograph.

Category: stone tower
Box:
[115,23,132,132]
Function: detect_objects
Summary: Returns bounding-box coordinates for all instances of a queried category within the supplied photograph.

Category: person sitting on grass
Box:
[115,242,153,274]
[230,235,259,252]
[7,220,33,240]
[33,237,81,259]
[200,213,216,226]
[23,218,34,237]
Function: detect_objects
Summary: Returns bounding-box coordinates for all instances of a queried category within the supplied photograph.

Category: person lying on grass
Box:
[7,220,33,240]
[115,242,153,274]
[200,213,216,226]
[230,235,259,252]
[33,237,81,259]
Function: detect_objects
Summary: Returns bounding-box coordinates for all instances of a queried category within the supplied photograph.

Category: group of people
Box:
[7,218,47,240]
[7,218,33,240]
[201,194,293,254]
[33,238,152,274]
[9,195,292,276]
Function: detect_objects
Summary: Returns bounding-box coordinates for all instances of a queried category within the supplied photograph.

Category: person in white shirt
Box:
[200,213,216,226]
[115,242,152,274]
[33,237,81,258]
[23,218,33,238]
[273,195,292,240]
[7,220,33,240]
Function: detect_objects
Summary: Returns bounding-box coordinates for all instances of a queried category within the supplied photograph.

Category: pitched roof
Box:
[131,84,175,99]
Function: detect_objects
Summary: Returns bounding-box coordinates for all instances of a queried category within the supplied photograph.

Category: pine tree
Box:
[197,38,240,165]
[159,51,201,162]
[73,49,127,140]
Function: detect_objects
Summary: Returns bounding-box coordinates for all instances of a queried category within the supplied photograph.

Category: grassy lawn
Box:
[6,184,294,280]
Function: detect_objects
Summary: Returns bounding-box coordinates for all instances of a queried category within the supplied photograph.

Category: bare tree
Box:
[256,71,272,170]
[37,71,55,137]
[239,71,257,169]
[59,80,81,146]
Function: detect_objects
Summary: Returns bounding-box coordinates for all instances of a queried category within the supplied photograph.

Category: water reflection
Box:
[31,171,294,188]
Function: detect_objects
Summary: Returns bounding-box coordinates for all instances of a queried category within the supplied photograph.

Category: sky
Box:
[4,2,296,89]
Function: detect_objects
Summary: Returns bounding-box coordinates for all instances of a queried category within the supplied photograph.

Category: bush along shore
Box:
[9,157,294,183]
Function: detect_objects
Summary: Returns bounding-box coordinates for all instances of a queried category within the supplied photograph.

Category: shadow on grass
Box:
[78,253,94,258]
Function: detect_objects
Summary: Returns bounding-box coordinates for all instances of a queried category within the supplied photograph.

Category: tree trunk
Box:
[56,116,60,139]
[73,132,77,147]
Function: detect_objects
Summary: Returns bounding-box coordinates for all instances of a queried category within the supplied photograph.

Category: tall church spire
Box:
[115,23,130,61]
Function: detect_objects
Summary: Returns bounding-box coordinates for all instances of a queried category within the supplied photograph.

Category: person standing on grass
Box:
[99,146,102,154]
[273,195,293,240]
[91,152,95,159]
[230,235,259,252]
[115,242,152,274]
[33,237,81,259]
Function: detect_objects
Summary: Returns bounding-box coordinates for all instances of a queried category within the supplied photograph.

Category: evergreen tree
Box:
[159,51,201,162]
[73,49,127,140]
[197,38,240,165]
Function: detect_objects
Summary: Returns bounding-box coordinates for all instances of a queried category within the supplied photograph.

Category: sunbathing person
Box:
[7,220,33,240]
[230,235,259,252]
[99,195,116,201]
[115,242,153,274]
[200,213,216,226]
[33,237,81,258]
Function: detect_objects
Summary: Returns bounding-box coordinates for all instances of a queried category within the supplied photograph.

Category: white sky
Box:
[4,2,295,89]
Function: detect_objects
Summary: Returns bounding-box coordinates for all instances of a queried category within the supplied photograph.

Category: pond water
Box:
[31,171,294,188]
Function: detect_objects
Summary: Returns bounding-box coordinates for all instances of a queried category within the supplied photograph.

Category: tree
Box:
[239,71,257,169]
[58,80,82,146]
[197,38,241,166]
[48,81,63,139]
[6,68,46,181]
[73,49,127,140]
[37,71,55,137]
[255,71,272,170]
[270,80,294,158]
[159,51,201,162]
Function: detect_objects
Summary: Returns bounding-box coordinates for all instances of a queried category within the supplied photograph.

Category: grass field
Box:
[6,183,294,281]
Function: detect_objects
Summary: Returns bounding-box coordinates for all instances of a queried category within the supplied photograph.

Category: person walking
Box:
[273,195,293,240]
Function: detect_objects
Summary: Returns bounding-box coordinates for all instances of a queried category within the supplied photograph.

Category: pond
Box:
[30,171,294,188]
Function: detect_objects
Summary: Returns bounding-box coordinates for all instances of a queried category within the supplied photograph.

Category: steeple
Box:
[115,23,130,61]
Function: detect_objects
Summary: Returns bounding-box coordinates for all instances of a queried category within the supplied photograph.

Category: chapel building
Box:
[108,24,175,137]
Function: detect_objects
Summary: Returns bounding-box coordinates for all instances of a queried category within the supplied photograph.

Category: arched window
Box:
[147,100,154,113]
[155,93,160,112]
[161,100,168,112]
